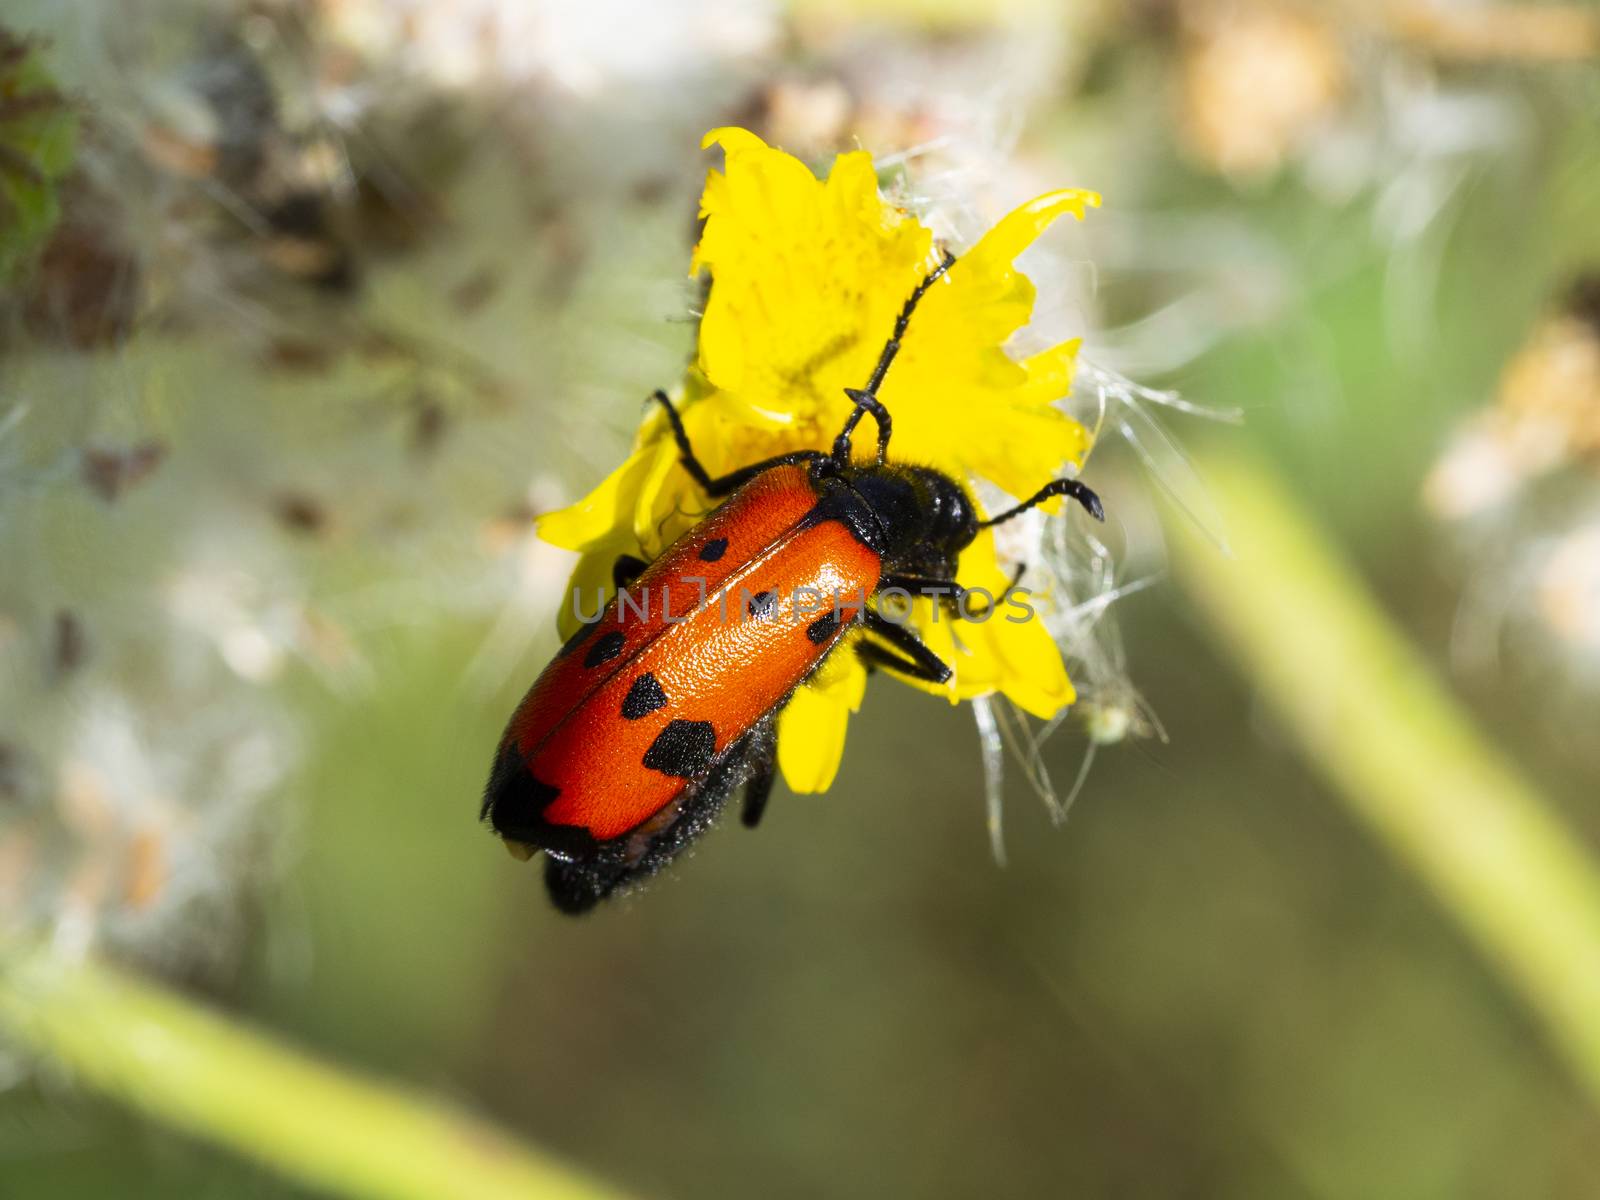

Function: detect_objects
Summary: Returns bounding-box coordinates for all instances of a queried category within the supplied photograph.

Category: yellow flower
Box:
[538,127,1099,794]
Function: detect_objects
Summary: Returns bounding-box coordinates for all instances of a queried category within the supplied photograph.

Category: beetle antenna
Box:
[980,478,1105,528]
[832,250,956,467]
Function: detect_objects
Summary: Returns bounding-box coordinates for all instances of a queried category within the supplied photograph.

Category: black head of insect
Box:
[829,462,979,579]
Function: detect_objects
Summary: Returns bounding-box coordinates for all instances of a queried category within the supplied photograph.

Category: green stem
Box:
[1171,448,1600,1104]
[0,945,633,1200]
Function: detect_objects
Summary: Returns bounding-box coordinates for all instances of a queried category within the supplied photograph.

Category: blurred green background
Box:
[5,2,1600,1198]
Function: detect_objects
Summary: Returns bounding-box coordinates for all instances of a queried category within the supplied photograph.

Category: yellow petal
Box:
[953,526,1012,594]
[555,544,627,640]
[700,126,772,155]
[631,434,691,552]
[958,189,1102,286]
[536,446,660,552]
[956,528,1076,716]
[903,189,1098,357]
[777,649,868,793]
[922,607,1075,717]
[697,286,748,392]
[988,612,1076,717]
[1017,338,1086,410]
[964,406,1094,506]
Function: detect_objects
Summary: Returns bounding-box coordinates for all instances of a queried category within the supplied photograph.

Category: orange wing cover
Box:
[493,466,881,846]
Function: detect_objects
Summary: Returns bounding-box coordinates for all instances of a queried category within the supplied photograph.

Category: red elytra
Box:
[496,464,875,843]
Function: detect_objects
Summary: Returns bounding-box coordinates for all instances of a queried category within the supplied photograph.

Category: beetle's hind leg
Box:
[740,715,778,829]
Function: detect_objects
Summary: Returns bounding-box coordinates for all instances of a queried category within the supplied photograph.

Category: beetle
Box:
[482,251,1105,913]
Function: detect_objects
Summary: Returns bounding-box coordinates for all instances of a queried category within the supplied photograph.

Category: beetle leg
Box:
[740,716,778,829]
[648,390,714,487]
[856,640,952,684]
[878,564,1030,619]
[650,390,826,497]
[611,553,649,590]
[699,451,829,497]
[878,573,963,605]
[859,609,953,684]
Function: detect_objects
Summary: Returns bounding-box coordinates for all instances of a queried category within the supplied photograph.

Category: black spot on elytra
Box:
[642,719,716,778]
[698,537,728,562]
[746,589,777,620]
[621,672,668,720]
[806,612,841,644]
[557,621,598,659]
[482,747,560,836]
[583,630,625,668]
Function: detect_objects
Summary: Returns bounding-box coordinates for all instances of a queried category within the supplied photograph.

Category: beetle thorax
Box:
[830,463,979,576]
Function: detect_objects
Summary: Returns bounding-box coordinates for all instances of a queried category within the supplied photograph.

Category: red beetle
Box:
[483,254,1104,912]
